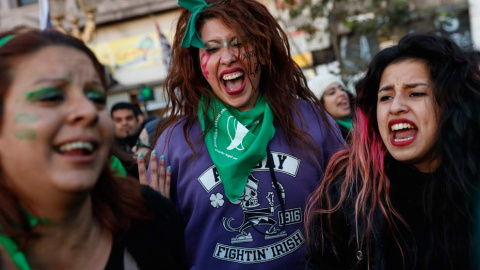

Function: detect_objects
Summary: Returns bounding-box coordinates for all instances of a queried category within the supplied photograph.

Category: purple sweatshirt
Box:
[151,100,345,269]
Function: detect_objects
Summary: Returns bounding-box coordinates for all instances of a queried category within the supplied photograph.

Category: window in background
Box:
[18,0,38,6]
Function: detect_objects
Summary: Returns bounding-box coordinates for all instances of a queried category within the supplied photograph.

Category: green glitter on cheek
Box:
[24,87,63,103]
[14,129,36,140]
[14,113,40,123]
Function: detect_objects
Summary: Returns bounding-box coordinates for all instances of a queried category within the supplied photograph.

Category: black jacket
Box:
[307,157,477,270]
[306,173,388,270]
[105,186,188,269]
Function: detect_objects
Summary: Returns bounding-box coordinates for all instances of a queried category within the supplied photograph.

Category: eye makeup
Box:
[24,87,63,103]
[85,89,107,105]
[24,86,106,105]
[204,36,242,52]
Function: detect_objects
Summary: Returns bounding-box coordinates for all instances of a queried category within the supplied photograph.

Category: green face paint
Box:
[14,113,40,123]
[24,87,106,105]
[14,129,36,140]
[86,89,107,105]
[24,87,63,103]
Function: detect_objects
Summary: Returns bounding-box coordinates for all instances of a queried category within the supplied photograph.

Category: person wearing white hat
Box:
[308,73,353,141]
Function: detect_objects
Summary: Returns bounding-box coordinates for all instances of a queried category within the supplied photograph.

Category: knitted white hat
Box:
[307,73,347,100]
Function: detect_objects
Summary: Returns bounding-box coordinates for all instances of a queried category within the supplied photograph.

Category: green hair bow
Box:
[178,0,211,48]
[0,35,14,48]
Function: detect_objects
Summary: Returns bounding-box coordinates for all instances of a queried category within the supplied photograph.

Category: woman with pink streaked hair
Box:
[305,33,480,269]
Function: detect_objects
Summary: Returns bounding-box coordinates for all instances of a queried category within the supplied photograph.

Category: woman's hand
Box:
[137,150,171,199]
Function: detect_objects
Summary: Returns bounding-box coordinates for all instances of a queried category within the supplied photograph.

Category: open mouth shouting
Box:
[389,119,418,146]
[221,68,246,95]
[337,98,350,110]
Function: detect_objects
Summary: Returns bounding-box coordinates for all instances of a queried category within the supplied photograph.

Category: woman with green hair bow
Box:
[138,0,345,269]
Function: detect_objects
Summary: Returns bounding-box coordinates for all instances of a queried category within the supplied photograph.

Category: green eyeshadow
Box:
[24,87,63,103]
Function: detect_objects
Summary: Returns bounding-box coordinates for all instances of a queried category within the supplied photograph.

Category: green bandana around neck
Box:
[198,95,275,202]
[178,0,211,48]
[336,117,353,131]
[0,212,53,270]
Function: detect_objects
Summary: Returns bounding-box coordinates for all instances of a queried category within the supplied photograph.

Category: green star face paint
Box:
[14,113,40,123]
[14,129,36,140]
[24,87,63,103]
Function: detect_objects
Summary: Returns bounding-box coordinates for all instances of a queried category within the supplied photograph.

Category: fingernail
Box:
[138,153,143,158]
[152,150,157,156]
[161,155,165,161]
[168,166,171,172]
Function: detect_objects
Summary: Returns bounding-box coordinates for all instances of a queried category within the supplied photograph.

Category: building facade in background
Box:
[266,0,478,89]
[0,0,179,114]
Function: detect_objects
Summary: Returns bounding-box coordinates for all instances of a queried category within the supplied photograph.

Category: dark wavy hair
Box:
[155,0,334,158]
[0,29,149,247]
[306,33,480,268]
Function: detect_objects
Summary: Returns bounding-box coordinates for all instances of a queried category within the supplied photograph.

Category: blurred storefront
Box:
[0,0,179,115]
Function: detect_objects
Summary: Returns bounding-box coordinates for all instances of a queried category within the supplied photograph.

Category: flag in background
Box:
[154,21,172,72]
[39,0,52,30]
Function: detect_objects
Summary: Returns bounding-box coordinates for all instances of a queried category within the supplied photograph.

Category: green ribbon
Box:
[178,0,211,48]
[0,235,30,270]
[0,35,14,48]
[0,212,54,270]
[110,155,127,177]
[198,95,275,202]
